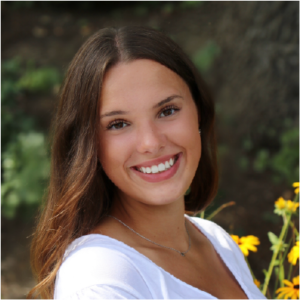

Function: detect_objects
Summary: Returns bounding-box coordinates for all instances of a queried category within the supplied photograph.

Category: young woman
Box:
[28,26,265,299]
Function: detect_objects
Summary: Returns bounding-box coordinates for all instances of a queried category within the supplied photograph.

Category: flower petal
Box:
[292,275,299,285]
[283,280,294,287]
[239,245,249,256]
[291,294,298,299]
[231,235,240,244]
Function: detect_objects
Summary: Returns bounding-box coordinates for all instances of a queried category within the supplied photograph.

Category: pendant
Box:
[180,252,185,257]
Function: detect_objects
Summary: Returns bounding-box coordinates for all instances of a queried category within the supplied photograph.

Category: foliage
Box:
[1,57,60,219]
[253,127,299,185]
[2,58,34,148]
[179,1,203,10]
[239,123,299,186]
[18,64,60,92]
[200,182,299,299]
[1,133,50,218]
[192,41,221,73]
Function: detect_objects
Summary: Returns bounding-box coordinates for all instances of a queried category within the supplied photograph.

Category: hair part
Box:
[28,26,218,298]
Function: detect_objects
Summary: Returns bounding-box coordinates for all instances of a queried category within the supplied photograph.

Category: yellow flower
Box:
[286,200,300,212]
[288,242,299,265]
[276,275,299,299]
[276,197,287,209]
[231,235,260,256]
[293,182,299,194]
[254,279,261,288]
[275,197,299,214]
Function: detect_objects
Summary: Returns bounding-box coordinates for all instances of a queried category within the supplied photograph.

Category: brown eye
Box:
[159,106,179,118]
[107,121,129,130]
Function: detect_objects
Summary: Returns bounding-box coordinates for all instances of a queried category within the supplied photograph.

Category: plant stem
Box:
[287,262,293,281]
[206,201,235,220]
[287,230,296,282]
[262,213,290,295]
[262,193,299,295]
[289,221,299,236]
[273,266,280,299]
[244,256,256,280]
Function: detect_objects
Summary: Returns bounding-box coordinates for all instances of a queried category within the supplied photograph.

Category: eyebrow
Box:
[100,94,183,119]
[153,94,183,108]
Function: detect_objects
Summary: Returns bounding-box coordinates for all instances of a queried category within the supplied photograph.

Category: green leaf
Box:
[270,242,288,252]
[268,232,279,245]
[279,263,285,284]
[273,260,280,266]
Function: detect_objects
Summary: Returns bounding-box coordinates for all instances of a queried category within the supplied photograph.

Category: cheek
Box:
[172,107,200,150]
[98,134,133,179]
[175,109,201,169]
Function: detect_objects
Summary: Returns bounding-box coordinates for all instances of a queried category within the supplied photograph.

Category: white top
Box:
[54,216,265,299]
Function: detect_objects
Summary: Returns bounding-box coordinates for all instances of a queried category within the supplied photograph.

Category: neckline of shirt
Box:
[63,215,250,299]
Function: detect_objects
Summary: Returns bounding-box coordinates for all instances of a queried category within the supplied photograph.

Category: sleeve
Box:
[54,238,153,299]
[64,284,139,299]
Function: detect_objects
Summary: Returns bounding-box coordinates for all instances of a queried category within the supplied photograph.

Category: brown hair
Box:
[28,26,218,299]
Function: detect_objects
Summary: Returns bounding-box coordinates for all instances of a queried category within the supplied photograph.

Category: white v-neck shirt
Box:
[54,216,265,299]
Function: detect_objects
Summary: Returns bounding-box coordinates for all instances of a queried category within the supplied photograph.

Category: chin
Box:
[135,185,187,207]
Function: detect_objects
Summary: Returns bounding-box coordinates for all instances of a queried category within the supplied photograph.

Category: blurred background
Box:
[1,1,299,298]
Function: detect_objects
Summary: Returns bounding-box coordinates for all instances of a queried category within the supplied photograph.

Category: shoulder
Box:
[54,234,152,299]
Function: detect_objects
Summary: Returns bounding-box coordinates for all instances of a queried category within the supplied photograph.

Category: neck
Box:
[110,191,189,250]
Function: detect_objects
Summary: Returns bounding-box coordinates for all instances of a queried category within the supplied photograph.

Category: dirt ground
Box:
[1,2,299,299]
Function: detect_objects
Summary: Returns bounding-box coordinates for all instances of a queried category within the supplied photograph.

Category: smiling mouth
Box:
[134,154,180,174]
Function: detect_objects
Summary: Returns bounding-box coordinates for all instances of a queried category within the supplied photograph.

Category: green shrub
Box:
[18,67,60,93]
[192,41,221,73]
[1,58,60,219]
[253,127,299,184]
[1,132,50,218]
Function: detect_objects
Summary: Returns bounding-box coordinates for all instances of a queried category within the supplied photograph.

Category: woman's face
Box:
[98,59,201,207]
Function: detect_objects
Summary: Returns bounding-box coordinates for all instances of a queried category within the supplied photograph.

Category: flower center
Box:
[294,284,299,289]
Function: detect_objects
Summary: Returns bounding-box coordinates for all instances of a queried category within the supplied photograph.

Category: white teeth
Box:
[165,161,170,169]
[137,155,177,174]
[151,165,159,173]
[158,163,165,172]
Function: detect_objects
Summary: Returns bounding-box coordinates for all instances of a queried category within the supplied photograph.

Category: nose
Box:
[135,121,166,154]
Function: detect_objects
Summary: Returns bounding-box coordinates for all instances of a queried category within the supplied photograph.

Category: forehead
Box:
[100,59,191,109]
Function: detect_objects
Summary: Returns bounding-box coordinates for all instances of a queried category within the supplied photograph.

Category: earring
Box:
[199,129,201,134]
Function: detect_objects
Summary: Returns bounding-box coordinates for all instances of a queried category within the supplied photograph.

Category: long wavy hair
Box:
[28,26,218,299]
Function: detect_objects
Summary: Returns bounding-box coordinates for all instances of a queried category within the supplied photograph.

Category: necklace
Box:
[107,215,191,257]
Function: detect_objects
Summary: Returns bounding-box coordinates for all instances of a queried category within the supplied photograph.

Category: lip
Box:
[132,153,179,169]
[131,153,182,183]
